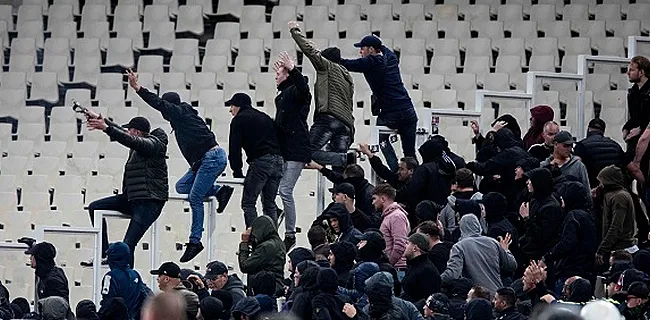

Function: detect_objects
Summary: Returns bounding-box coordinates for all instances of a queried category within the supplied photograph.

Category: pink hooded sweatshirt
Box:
[380,202,411,268]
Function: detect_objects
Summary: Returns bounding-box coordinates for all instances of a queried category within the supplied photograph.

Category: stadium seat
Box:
[459,4,490,21]
[9,55,36,83]
[176,5,204,35]
[462,38,493,65]
[234,55,261,74]
[596,4,621,21]
[271,5,297,35]
[46,4,74,31]
[143,5,170,32]
[97,89,126,108]
[498,4,523,20]
[18,106,44,123]
[159,72,187,94]
[438,21,471,40]
[190,73,217,102]
[471,21,504,40]
[28,72,59,104]
[241,5,267,34]
[137,55,164,84]
[0,72,28,90]
[169,55,196,83]
[562,4,590,21]
[399,4,425,31]
[147,21,175,51]
[529,4,557,21]
[430,56,457,75]
[214,22,240,49]
[505,21,537,39]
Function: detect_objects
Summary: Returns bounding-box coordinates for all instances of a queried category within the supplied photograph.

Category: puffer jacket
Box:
[597,165,637,253]
[100,242,145,320]
[275,68,312,163]
[104,121,168,201]
[380,203,410,268]
[574,131,625,188]
[290,27,355,134]
[238,215,286,296]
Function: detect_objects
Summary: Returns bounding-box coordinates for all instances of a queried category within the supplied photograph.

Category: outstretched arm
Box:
[289,21,327,71]
[127,69,184,119]
[87,116,163,157]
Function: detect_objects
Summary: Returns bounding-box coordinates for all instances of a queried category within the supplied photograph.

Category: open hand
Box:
[305,161,323,170]
[187,274,205,290]
[470,120,480,136]
[498,233,512,250]
[358,143,373,156]
[492,120,507,132]
[87,114,107,131]
[279,51,295,71]
[519,202,530,219]
[343,303,357,318]
[288,21,300,30]
[125,69,141,92]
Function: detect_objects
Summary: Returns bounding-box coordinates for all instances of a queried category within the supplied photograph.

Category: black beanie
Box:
[161,92,181,105]
[200,297,224,320]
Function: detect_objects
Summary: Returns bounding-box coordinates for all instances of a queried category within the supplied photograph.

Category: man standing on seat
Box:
[84,113,167,267]
[273,52,312,251]
[227,92,283,228]
[126,70,233,263]
[288,21,356,169]
[341,35,418,172]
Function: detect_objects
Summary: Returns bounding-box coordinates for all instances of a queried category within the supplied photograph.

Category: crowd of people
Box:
[5,25,650,320]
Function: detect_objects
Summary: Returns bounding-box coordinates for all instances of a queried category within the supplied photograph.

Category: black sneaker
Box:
[80,258,108,267]
[346,151,357,165]
[180,242,204,263]
[215,186,234,213]
[283,235,296,252]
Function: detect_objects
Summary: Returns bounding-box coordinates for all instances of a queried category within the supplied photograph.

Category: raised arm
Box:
[127,70,183,119]
[289,22,327,71]
[87,116,164,157]
[340,55,376,73]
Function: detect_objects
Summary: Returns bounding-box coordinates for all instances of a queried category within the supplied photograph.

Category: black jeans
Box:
[242,154,284,228]
[310,114,353,167]
[377,108,418,172]
[88,193,165,266]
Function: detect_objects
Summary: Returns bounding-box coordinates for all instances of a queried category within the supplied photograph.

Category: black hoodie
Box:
[544,182,597,280]
[275,68,312,163]
[330,241,357,288]
[483,192,522,279]
[290,266,320,320]
[31,243,69,302]
[324,203,362,245]
[473,114,523,162]
[318,170,376,220]
[355,231,401,296]
[312,268,347,320]
[519,168,564,261]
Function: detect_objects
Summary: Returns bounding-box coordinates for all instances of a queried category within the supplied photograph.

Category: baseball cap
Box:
[122,116,150,133]
[553,131,574,145]
[24,242,56,260]
[588,118,606,132]
[150,261,181,278]
[331,183,355,199]
[204,261,228,280]
[626,281,650,299]
[355,230,384,244]
[225,93,252,108]
[354,35,382,48]
[408,233,431,252]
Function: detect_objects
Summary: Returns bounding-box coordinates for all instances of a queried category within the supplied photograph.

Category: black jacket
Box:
[229,106,282,177]
[574,131,625,188]
[291,267,319,320]
[323,203,363,246]
[396,139,456,207]
[350,209,373,233]
[519,168,565,261]
[319,168,375,219]
[104,121,168,201]
[527,143,552,163]
[37,267,69,302]
[367,156,408,191]
[428,242,452,274]
[400,254,441,304]
[624,81,650,132]
[312,269,347,320]
[495,307,526,320]
[275,68,312,163]
[137,88,217,168]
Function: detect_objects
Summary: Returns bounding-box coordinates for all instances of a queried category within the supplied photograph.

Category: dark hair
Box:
[400,157,419,171]
[416,221,441,239]
[372,183,397,200]
[454,168,475,189]
[632,55,650,76]
[612,250,634,262]
[344,164,365,178]
[11,297,30,314]
[496,287,517,307]
[307,226,327,250]
[470,286,491,300]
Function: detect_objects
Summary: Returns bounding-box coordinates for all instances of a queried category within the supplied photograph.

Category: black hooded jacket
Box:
[318,170,376,219]
[396,139,456,207]
[473,114,523,162]
[355,231,401,296]
[519,168,565,261]
[483,192,521,274]
[400,254,441,305]
[137,89,217,168]
[33,245,69,302]
[544,182,597,279]
[229,104,282,177]
[275,68,312,163]
[330,241,357,288]
[290,266,319,320]
[566,278,593,303]
[312,268,347,320]
[325,203,363,245]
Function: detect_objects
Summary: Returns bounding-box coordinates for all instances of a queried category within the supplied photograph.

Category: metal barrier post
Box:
[475,90,533,130]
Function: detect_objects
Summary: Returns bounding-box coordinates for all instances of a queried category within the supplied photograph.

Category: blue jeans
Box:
[310,115,352,167]
[279,161,305,235]
[175,147,228,243]
[377,109,418,172]
[88,193,165,267]
[242,154,284,228]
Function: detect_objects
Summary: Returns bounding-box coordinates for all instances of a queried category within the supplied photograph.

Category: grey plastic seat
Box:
[562,4,590,21]
[571,20,606,40]
[432,4,459,21]
[606,21,641,39]
[413,21,437,43]
[201,56,228,84]
[529,4,557,21]
[399,3,425,31]
[335,4,361,33]
[115,21,144,49]
[45,38,70,59]
[505,21,537,38]
[216,0,243,18]
[430,56,458,75]
[82,21,110,49]
[105,38,135,68]
[538,21,570,39]
[143,5,170,32]
[72,56,100,86]
[173,39,200,65]
[176,5,204,35]
[497,4,523,20]
[43,54,70,82]
[0,72,27,90]
[365,4,393,22]
[169,54,196,82]
[271,5,297,35]
[240,5,266,34]
[346,21,371,42]
[9,55,36,83]
[459,4,490,21]
[462,38,493,65]
[46,4,74,31]
[595,4,621,20]
[471,21,504,39]
[147,21,174,51]
[81,5,107,31]
[137,55,164,84]
[17,20,44,49]
[214,22,240,49]
[430,39,460,61]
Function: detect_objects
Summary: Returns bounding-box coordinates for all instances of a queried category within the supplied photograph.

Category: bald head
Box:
[542,121,560,146]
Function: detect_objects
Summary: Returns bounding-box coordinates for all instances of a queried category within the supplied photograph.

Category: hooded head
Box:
[161,92,181,105]
[26,242,57,277]
[317,268,339,294]
[200,297,224,320]
[329,241,356,273]
[365,272,394,316]
[254,294,274,314]
[527,168,554,198]
[99,297,128,320]
[597,165,627,189]
[76,300,98,320]
[455,199,482,220]
[298,266,320,292]
[250,215,281,246]
[211,290,233,313]
[39,296,74,320]
[556,181,592,211]
[107,242,131,270]
[493,114,522,140]
[321,47,341,63]
[415,200,444,223]
[459,214,482,239]
[633,250,650,277]
[353,262,380,293]
[418,139,444,163]
[296,260,320,275]
[566,278,593,303]
[288,247,315,273]
[429,135,452,153]
[12,297,30,316]
[324,203,353,234]
[495,128,521,150]
[465,298,493,320]
[530,105,555,130]
[482,192,507,222]
[231,297,261,320]
[356,230,386,262]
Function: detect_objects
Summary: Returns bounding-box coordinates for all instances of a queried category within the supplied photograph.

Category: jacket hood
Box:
[633,250,650,277]
[330,241,357,273]
[107,242,131,270]
[288,247,315,272]
[465,298,493,320]
[530,105,554,129]
[454,199,482,220]
[415,200,444,223]
[75,300,98,320]
[325,203,353,233]
[353,262,380,293]
[459,214,482,239]
[493,114,522,140]
[296,260,320,274]
[556,181,592,211]
[597,165,627,189]
[254,294,274,314]
[298,266,320,292]
[30,242,57,278]
[483,192,507,222]
[567,278,593,303]
[149,128,169,145]
[527,168,554,198]
[317,268,339,294]
[98,297,128,320]
[39,296,74,320]
[495,128,521,150]
[250,215,280,243]
[364,271,394,294]
[366,273,394,316]
[419,140,444,163]
[356,231,386,262]
[161,92,180,105]
[224,274,245,292]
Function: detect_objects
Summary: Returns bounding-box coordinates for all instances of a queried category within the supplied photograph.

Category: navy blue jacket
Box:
[340,45,414,114]
[101,243,145,320]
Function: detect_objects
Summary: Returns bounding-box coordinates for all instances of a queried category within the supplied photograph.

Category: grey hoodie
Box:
[440,215,517,294]
[439,192,484,235]
[39,296,75,320]
[541,155,590,189]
